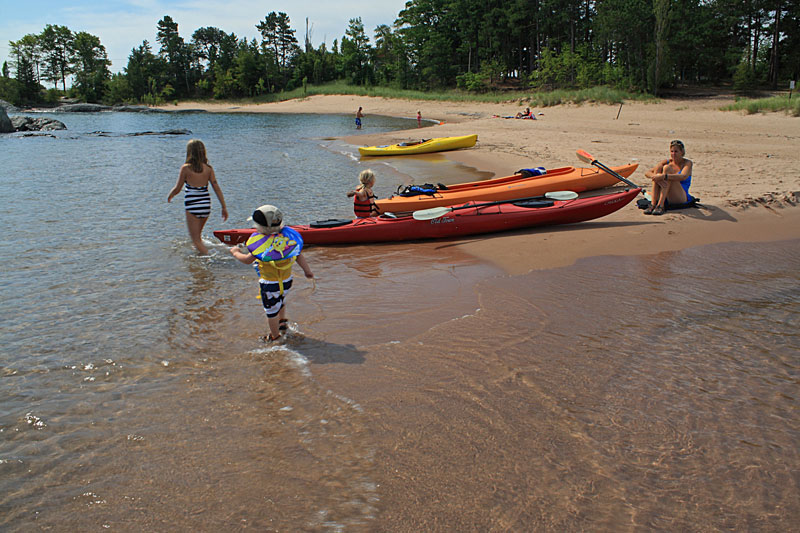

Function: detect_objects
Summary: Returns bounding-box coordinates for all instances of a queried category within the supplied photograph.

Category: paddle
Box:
[576,149,641,189]
[412,190,578,221]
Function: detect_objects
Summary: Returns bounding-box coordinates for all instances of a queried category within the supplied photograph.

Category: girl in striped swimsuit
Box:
[168,139,228,254]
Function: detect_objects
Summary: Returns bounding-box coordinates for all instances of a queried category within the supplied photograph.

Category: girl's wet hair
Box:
[185,139,208,172]
[670,139,685,151]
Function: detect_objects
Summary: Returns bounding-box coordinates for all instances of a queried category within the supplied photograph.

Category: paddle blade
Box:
[576,149,595,164]
[544,190,579,200]
[412,206,453,220]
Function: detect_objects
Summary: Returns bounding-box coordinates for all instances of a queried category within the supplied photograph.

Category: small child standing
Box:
[346,169,380,218]
[229,205,313,342]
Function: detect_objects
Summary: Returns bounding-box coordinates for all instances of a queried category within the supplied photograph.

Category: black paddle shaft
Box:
[592,160,639,189]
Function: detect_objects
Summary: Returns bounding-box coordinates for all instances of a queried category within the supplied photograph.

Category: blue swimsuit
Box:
[666,175,693,207]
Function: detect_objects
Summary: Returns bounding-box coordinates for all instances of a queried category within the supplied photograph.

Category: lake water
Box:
[1,111,798,531]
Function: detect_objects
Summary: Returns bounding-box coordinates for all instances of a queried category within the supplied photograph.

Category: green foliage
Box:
[235,80,652,108]
[7,1,796,103]
[105,73,133,104]
[0,77,22,105]
[43,88,61,104]
[732,60,757,94]
[530,46,629,91]
[40,24,75,91]
[721,95,800,117]
[455,72,487,92]
[160,83,175,99]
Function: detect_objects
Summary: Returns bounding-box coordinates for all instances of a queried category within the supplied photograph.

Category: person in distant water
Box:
[168,139,228,254]
[346,169,380,218]
[355,106,364,129]
[228,205,314,342]
[643,139,694,216]
[417,110,422,128]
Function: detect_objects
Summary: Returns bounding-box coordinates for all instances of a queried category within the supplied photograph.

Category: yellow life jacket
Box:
[246,228,303,295]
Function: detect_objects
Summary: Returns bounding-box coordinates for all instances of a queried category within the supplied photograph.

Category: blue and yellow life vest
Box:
[246,227,303,294]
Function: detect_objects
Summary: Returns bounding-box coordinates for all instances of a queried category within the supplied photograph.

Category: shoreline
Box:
[157,95,800,272]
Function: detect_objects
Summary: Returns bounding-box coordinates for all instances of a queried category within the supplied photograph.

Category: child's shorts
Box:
[259,277,293,318]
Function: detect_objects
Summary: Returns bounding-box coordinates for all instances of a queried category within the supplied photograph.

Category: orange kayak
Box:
[374,163,638,213]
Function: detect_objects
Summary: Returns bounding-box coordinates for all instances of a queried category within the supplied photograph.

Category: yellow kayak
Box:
[358,134,477,156]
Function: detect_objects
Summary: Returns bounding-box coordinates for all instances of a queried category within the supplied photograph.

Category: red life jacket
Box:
[353,190,378,218]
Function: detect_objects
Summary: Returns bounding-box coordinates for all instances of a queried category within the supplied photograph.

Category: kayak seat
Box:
[511,199,554,208]
[310,219,353,228]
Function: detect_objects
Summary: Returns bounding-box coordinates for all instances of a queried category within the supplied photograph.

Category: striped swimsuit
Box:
[184,183,211,218]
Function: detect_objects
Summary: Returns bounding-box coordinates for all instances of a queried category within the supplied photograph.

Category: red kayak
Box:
[214,188,640,246]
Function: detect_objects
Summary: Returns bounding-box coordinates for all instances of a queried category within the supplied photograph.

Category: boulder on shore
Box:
[0,107,13,133]
[10,115,67,131]
[0,99,18,113]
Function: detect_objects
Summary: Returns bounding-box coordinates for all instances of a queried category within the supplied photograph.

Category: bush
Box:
[43,88,61,104]
[0,77,22,106]
[733,61,757,94]
[455,72,487,92]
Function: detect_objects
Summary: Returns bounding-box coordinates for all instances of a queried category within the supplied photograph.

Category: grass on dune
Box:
[195,82,655,108]
[721,94,800,116]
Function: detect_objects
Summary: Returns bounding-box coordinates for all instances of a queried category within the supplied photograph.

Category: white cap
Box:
[248,204,284,234]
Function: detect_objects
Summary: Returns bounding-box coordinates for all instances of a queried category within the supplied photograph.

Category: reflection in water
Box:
[165,255,233,349]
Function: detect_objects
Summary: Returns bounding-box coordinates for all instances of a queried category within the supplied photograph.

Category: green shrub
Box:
[733,61,757,94]
[456,72,487,92]
[0,77,22,105]
[721,94,799,115]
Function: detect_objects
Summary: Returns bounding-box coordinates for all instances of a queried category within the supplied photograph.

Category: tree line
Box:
[2,0,798,106]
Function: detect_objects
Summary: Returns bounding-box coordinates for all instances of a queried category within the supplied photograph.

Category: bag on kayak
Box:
[395,182,448,197]
[516,167,546,178]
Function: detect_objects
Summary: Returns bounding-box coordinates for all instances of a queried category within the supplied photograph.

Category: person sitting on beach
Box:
[346,169,381,218]
[643,139,694,216]
[515,107,535,119]
[228,205,314,342]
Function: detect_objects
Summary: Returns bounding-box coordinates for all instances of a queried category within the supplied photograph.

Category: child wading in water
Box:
[167,139,228,254]
[229,205,314,342]
[346,169,380,218]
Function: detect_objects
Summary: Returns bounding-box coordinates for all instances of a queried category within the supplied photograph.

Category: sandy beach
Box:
[162,93,800,273]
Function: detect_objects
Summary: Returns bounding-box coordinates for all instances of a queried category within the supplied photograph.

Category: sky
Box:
[0,0,410,75]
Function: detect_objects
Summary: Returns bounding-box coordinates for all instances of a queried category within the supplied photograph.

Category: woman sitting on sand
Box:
[643,139,694,216]
[515,107,535,119]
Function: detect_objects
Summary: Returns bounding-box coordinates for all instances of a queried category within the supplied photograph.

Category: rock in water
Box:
[9,116,67,131]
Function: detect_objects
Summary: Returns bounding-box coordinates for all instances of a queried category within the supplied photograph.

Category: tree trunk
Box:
[768,1,781,88]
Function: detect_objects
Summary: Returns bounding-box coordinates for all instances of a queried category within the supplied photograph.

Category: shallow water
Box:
[336,239,800,531]
[1,111,799,531]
